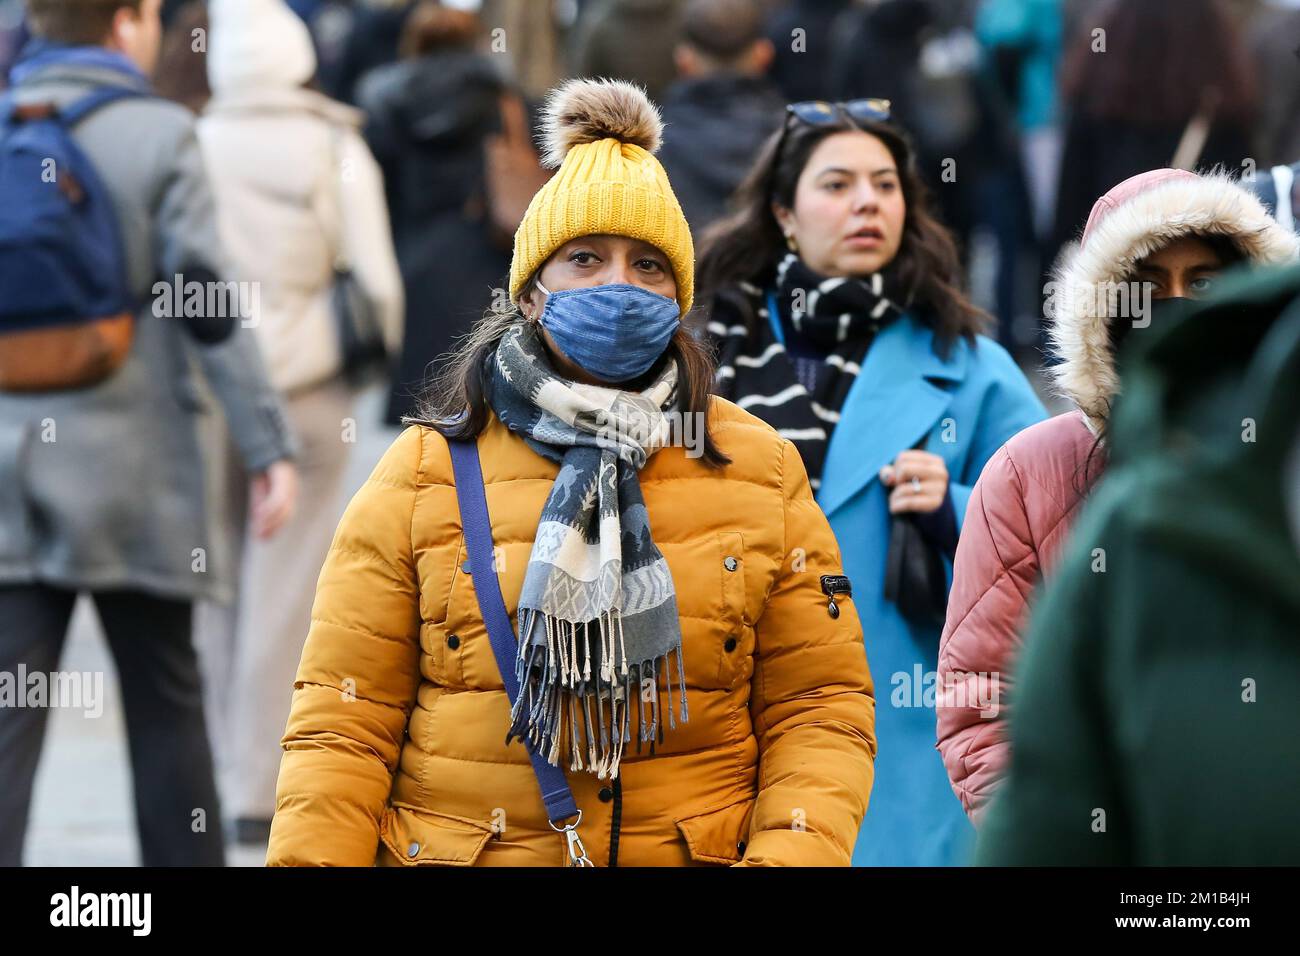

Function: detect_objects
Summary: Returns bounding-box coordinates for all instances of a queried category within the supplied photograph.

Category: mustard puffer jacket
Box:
[266,396,876,866]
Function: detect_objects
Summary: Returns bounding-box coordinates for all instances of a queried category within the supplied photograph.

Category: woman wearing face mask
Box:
[937,168,1300,823]
[696,101,1046,867]
[265,78,877,867]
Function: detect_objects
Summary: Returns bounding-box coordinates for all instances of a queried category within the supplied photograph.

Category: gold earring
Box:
[784,232,799,254]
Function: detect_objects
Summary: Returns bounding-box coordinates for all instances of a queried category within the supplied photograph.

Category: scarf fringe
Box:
[507,607,684,779]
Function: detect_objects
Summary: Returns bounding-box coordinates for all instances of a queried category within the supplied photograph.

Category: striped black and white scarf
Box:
[708,252,905,487]
[486,321,688,779]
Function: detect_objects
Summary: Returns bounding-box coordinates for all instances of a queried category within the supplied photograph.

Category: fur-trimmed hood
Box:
[1048,168,1300,433]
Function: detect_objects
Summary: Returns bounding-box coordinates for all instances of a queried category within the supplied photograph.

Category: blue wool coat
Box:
[814,315,1046,867]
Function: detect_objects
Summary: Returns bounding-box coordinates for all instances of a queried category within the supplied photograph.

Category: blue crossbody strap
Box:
[447,438,581,825]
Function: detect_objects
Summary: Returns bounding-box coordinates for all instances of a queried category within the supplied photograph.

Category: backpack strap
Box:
[0,86,145,129]
[58,86,146,126]
[446,437,582,827]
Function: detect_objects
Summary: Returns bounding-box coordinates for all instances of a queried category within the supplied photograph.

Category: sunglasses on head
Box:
[771,98,892,164]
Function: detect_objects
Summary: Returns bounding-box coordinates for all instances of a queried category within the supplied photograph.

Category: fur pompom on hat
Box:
[537,77,664,167]
[509,78,694,316]
[1049,168,1300,433]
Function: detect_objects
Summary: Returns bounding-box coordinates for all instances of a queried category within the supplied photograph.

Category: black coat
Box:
[763,0,854,103]
[657,73,786,236]
[357,51,512,424]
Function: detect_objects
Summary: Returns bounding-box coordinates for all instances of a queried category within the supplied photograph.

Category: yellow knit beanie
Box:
[509,77,695,317]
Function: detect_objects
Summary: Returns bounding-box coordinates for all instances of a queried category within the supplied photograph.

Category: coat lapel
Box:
[816,317,968,519]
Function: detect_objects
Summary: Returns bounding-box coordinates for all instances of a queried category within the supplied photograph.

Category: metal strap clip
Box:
[549,809,594,867]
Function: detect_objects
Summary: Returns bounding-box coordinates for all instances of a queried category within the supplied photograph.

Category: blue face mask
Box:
[535,278,681,383]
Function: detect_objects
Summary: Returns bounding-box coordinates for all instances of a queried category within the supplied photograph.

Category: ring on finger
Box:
[910,476,922,494]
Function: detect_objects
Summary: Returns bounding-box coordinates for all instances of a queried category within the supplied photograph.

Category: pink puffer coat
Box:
[936,168,1300,821]
[935,411,1096,820]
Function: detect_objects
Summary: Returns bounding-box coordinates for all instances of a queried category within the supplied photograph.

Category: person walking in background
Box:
[151,0,210,112]
[322,0,416,105]
[355,1,522,424]
[1244,0,1300,168]
[571,0,685,101]
[973,0,1063,243]
[267,78,876,867]
[0,0,297,866]
[832,0,1045,356]
[695,99,1045,865]
[657,0,784,237]
[1046,0,1258,273]
[194,0,403,847]
[977,262,1300,865]
[479,0,573,103]
[937,168,1298,822]
[762,0,851,103]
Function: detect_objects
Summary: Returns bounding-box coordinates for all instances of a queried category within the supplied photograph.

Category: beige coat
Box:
[198,87,403,395]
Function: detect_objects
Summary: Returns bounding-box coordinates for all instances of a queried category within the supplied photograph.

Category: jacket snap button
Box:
[724,556,738,572]
[407,842,420,858]
[461,560,472,574]
[598,787,614,802]
[447,634,460,649]
[724,637,737,652]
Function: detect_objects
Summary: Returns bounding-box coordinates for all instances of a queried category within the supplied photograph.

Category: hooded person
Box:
[978,259,1300,866]
[936,167,1300,822]
[265,77,877,867]
[193,0,404,845]
[353,1,518,426]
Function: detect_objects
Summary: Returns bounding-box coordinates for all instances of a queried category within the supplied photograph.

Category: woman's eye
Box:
[570,251,597,265]
[1189,275,1215,293]
[823,180,848,192]
[637,258,664,272]
[877,180,898,192]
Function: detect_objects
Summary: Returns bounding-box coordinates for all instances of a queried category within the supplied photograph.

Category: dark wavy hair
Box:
[407,275,733,468]
[1059,0,1256,130]
[694,112,990,353]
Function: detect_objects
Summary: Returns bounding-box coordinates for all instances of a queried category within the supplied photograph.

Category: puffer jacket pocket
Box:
[674,795,756,865]
[377,803,495,866]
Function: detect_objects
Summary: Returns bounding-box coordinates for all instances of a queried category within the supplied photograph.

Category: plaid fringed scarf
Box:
[486,321,688,779]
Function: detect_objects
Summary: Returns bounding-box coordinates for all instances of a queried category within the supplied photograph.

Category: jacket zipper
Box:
[608,775,623,867]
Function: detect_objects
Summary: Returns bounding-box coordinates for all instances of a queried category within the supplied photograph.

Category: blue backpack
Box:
[0,86,142,392]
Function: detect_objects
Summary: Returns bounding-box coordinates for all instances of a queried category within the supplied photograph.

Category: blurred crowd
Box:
[6,0,1298,370]
[1,0,1298,868]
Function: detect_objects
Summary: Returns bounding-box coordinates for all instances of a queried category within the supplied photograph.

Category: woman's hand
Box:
[250,460,300,539]
[880,450,949,514]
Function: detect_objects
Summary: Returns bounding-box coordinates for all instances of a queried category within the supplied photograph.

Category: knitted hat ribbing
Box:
[509,78,694,317]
